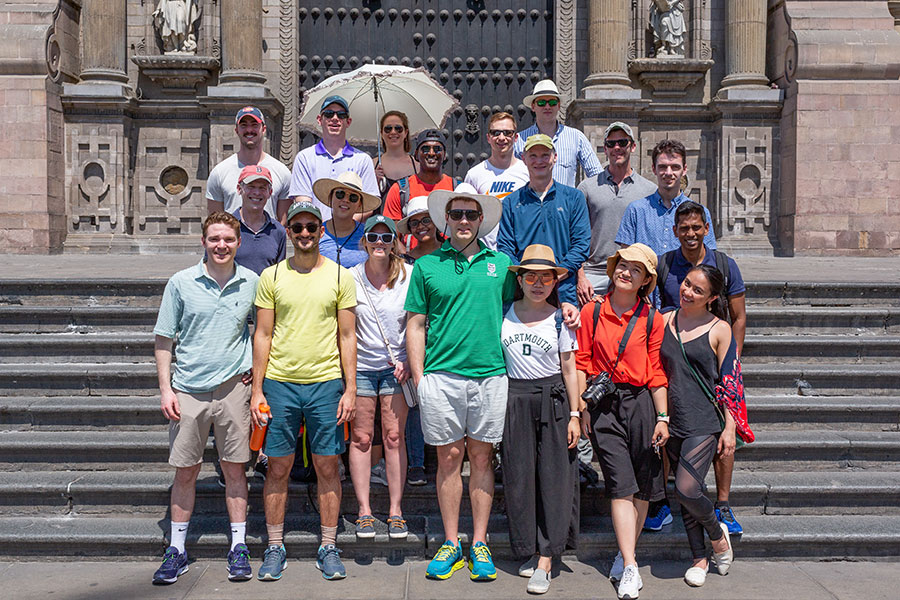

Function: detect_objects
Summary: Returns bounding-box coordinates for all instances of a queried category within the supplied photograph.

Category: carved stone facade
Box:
[0,1,898,255]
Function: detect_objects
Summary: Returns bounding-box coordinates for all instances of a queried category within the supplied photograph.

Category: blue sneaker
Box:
[468,541,497,581]
[226,543,252,581]
[643,503,673,531]
[425,538,464,580]
[257,544,287,581]
[716,504,744,535]
[152,546,188,584]
[316,544,346,580]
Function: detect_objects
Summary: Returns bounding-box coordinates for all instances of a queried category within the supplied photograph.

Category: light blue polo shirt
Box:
[154,261,259,393]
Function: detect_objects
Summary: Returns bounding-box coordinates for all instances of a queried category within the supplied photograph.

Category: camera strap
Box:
[594,299,646,375]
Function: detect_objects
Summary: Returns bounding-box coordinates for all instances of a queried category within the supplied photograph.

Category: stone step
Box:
[741,335,900,363]
[0,363,157,396]
[745,306,900,335]
[0,306,158,333]
[1,469,894,519]
[1,429,897,472]
[743,282,900,307]
[0,279,165,308]
[741,363,900,396]
[747,395,900,430]
[2,513,899,560]
[0,333,155,364]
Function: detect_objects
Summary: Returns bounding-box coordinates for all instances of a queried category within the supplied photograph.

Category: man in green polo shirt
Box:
[405,183,513,582]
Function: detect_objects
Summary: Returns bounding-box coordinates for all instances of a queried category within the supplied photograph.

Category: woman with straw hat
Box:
[500,244,582,595]
[574,243,669,600]
[313,172,382,270]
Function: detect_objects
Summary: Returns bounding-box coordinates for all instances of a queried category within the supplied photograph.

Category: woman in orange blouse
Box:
[575,243,669,600]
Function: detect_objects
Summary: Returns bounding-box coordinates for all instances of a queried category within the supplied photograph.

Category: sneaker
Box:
[214,458,226,488]
[226,543,252,581]
[370,459,388,487]
[526,568,551,594]
[316,544,346,580]
[518,554,539,578]
[468,541,497,581]
[643,503,673,531]
[425,538,464,580]
[387,515,408,539]
[254,454,268,480]
[406,466,427,486]
[152,546,188,584]
[617,564,642,599]
[715,504,743,535]
[684,563,708,587]
[609,551,624,582]
[355,514,376,539]
[257,544,287,581]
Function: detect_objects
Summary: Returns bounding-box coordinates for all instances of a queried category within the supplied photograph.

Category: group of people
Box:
[153,78,752,599]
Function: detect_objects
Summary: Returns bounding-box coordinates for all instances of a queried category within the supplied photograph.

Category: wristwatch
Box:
[569,411,581,419]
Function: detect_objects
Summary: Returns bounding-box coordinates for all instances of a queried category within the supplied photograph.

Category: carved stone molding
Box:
[278,0,298,163]
[554,0,577,117]
[629,58,712,96]
[132,55,219,91]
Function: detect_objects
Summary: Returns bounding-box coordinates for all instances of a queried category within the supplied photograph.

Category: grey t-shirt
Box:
[577,167,658,276]
[206,152,292,219]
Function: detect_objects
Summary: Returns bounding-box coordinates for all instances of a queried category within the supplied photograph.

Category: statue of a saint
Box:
[153,0,201,55]
[650,0,686,57]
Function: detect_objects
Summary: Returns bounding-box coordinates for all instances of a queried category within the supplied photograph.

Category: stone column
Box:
[720,0,769,89]
[79,0,128,84]
[583,0,632,89]
[218,0,267,86]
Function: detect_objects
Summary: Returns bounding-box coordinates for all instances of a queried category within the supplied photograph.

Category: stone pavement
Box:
[1,558,895,600]
[0,253,899,282]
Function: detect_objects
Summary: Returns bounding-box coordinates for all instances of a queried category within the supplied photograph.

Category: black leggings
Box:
[666,435,724,559]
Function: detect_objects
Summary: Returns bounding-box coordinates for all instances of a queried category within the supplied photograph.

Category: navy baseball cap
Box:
[235,106,265,126]
[320,95,350,113]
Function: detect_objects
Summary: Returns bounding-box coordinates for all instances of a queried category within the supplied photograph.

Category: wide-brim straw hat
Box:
[427,183,501,240]
[508,244,568,277]
[522,79,561,107]
[312,171,381,214]
[606,243,658,291]
[396,195,430,236]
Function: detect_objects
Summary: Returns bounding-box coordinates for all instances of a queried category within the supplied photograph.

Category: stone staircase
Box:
[0,279,898,561]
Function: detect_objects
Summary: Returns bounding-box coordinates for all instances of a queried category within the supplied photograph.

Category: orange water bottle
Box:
[249,403,270,451]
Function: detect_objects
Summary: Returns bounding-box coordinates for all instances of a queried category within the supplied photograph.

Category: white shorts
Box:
[417,371,508,445]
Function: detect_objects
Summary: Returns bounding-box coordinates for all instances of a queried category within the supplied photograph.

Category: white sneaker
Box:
[617,564,642,600]
[518,555,539,577]
[711,522,733,575]
[370,459,388,487]
[684,563,708,587]
[609,551,624,582]
[526,568,551,594]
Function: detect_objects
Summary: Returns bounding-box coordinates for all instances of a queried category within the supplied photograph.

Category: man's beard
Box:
[294,240,319,255]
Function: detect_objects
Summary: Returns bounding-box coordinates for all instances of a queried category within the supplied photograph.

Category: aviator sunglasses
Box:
[333,189,361,203]
[534,98,559,107]
[321,109,349,120]
[522,271,556,285]
[446,209,482,222]
[290,222,320,234]
[382,125,405,133]
[488,129,515,138]
[365,232,395,244]
[604,139,631,149]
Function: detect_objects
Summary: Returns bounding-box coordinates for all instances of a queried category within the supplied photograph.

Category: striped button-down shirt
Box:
[616,191,717,255]
[513,123,603,187]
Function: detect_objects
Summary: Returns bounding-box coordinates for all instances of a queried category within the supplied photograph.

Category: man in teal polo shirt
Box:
[152,212,259,585]
[406,183,514,582]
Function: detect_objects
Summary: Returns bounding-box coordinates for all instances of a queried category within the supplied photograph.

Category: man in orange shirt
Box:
[383,130,456,223]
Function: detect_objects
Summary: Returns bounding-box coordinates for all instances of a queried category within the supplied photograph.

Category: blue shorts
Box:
[356,367,402,397]
[261,377,345,457]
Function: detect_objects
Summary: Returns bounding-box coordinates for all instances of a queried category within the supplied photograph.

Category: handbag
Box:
[358,270,418,408]
[673,310,754,446]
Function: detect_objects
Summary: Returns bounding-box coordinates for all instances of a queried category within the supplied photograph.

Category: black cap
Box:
[414,129,447,152]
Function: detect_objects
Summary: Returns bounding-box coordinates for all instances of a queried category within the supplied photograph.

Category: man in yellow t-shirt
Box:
[251,200,357,582]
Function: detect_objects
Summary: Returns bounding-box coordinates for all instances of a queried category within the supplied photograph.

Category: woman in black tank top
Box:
[659,264,737,588]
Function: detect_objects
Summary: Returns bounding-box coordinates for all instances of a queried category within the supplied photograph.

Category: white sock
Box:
[170,521,189,554]
[230,522,247,551]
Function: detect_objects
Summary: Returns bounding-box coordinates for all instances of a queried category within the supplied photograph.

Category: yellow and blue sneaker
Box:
[425,538,464,580]
[468,541,497,581]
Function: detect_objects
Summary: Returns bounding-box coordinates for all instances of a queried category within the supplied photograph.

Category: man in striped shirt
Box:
[513,79,602,187]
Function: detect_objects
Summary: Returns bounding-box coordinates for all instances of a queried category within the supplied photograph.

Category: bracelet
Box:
[569,411,581,418]
[657,411,668,418]
[656,415,670,423]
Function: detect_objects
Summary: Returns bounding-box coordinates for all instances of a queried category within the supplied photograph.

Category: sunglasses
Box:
[333,189,360,203]
[365,232,395,244]
[407,216,433,229]
[382,125,405,133]
[522,271,557,285]
[488,129,515,138]
[605,139,631,149]
[418,144,445,154]
[534,98,559,107]
[446,209,481,222]
[321,110,349,120]
[290,222,320,234]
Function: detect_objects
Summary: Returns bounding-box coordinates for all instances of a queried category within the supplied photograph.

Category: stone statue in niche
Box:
[650,0,686,57]
[153,0,201,54]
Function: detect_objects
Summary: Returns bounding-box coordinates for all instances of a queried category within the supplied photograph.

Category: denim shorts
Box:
[261,377,345,457]
[356,367,402,397]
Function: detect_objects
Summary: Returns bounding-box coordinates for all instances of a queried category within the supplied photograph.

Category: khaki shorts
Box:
[169,374,251,468]
[418,371,508,445]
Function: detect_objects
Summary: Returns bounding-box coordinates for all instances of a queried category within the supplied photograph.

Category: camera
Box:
[582,371,615,406]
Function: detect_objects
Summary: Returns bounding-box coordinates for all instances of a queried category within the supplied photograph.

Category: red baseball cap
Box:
[235,106,265,126]
[238,165,272,185]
